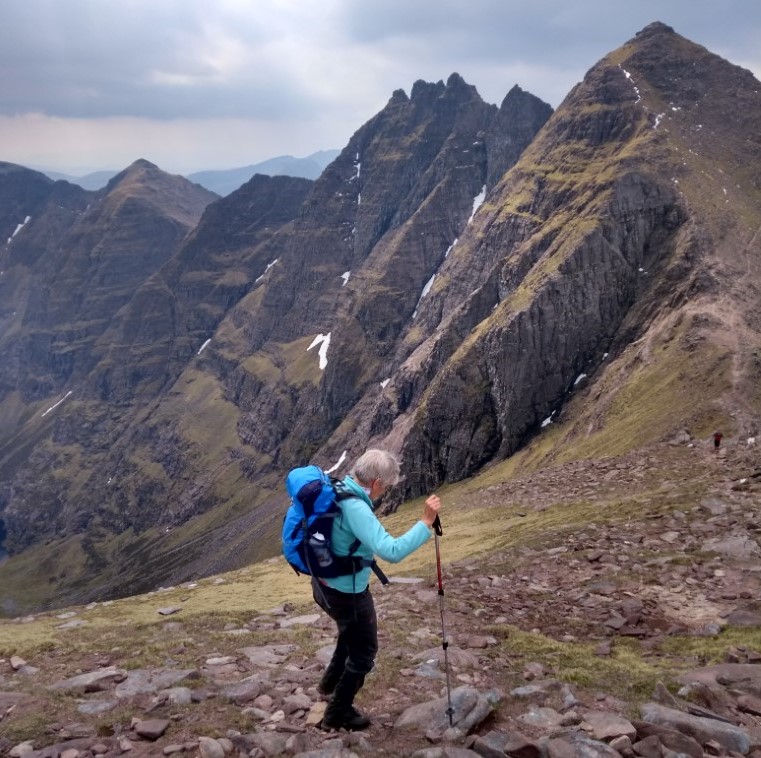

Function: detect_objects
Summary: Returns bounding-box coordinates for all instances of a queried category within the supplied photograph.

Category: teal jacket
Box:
[324,475,431,593]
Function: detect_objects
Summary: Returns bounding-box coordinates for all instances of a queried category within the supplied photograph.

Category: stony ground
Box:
[1,436,760,758]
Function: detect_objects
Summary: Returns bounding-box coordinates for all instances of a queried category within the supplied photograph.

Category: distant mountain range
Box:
[186,151,340,195]
[40,169,119,191]
[40,150,340,195]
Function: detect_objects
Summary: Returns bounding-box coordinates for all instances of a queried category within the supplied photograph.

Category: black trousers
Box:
[312,578,378,676]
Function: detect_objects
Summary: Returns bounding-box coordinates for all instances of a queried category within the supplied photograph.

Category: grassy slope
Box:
[0,432,731,651]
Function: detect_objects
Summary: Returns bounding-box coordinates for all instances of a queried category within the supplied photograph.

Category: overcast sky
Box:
[2,0,760,176]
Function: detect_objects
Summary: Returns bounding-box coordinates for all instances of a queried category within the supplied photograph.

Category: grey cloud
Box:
[1,0,759,124]
[0,0,315,119]
[337,0,761,71]
[338,0,641,63]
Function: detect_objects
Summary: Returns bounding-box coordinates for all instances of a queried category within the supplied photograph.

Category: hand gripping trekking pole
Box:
[432,514,455,727]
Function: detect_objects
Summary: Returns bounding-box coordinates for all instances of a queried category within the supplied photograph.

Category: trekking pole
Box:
[432,514,455,727]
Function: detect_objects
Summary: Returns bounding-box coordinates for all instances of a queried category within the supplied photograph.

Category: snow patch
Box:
[444,238,458,258]
[7,215,31,244]
[350,154,361,183]
[574,373,587,386]
[197,338,211,355]
[380,378,390,388]
[420,273,435,299]
[620,66,641,102]
[42,390,73,417]
[255,258,279,283]
[325,450,348,474]
[468,185,486,223]
[412,273,436,318]
[307,333,331,370]
[341,271,351,286]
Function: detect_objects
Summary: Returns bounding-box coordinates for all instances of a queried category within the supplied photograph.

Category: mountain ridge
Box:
[300,25,758,510]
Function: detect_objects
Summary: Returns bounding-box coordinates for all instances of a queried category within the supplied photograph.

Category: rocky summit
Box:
[0,20,760,619]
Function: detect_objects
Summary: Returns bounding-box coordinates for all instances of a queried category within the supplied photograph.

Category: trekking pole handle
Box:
[432,514,442,536]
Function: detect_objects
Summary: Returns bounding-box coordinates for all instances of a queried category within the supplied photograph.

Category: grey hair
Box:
[350,449,401,487]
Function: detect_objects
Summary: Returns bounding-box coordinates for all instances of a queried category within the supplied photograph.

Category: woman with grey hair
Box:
[314,448,441,731]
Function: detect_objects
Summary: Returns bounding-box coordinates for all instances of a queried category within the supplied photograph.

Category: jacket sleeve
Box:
[340,499,431,563]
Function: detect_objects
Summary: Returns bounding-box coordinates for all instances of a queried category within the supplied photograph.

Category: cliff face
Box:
[219,75,499,461]
[485,84,554,190]
[89,172,314,403]
[0,163,58,244]
[0,69,552,605]
[2,23,760,613]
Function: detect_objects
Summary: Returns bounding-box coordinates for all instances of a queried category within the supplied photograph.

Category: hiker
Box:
[313,448,441,731]
[713,431,723,450]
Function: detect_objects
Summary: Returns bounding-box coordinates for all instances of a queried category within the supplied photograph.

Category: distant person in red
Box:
[713,431,723,450]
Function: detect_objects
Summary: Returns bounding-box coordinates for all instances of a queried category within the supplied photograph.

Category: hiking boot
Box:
[321,706,371,731]
[349,705,369,722]
[320,670,369,731]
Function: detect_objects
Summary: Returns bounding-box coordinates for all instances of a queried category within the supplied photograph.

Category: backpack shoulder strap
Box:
[330,478,361,553]
[330,477,354,500]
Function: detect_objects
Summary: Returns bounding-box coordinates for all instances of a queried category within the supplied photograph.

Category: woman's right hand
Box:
[422,494,441,527]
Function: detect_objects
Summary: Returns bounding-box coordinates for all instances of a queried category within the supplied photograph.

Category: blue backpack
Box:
[282,465,388,583]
